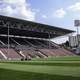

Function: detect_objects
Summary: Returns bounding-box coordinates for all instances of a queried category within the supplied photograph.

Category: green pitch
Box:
[0,56,80,80]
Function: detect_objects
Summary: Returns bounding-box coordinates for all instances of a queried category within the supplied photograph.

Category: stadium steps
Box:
[61,48,75,56]
[0,50,7,59]
[20,50,32,60]
[19,51,26,58]
[50,48,75,56]
[51,49,67,56]
[0,48,22,60]
[22,50,36,58]
[39,49,51,57]
[34,50,47,58]
[41,49,55,56]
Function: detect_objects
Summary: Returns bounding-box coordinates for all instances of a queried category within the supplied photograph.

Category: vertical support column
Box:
[48,33,51,49]
[7,22,10,59]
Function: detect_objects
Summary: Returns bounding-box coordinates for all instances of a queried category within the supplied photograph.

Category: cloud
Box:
[53,2,80,19]
[42,15,48,19]
[53,8,66,18]
[0,0,36,21]
[68,2,80,11]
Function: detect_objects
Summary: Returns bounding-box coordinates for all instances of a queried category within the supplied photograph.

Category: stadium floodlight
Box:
[74,20,80,47]
[74,20,80,27]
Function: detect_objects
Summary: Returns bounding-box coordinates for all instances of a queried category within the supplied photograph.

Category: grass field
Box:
[0,56,80,80]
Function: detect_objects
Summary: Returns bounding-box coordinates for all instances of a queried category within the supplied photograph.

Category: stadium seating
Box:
[0,15,75,60]
[0,36,75,60]
[0,48,22,60]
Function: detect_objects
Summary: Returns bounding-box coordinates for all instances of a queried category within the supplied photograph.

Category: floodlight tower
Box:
[74,20,80,47]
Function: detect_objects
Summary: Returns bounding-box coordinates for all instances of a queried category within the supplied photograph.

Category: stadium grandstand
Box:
[0,15,75,60]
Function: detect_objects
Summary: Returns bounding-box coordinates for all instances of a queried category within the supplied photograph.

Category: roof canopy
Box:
[0,15,74,39]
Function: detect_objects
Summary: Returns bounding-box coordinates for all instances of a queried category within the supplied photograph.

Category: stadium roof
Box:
[0,15,74,39]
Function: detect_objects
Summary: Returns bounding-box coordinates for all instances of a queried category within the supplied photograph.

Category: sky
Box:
[0,0,80,44]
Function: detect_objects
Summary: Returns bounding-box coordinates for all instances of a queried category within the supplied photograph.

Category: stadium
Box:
[0,15,80,80]
[0,15,75,60]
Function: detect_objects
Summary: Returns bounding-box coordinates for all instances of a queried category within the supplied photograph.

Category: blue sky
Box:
[0,0,80,43]
[28,0,80,29]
